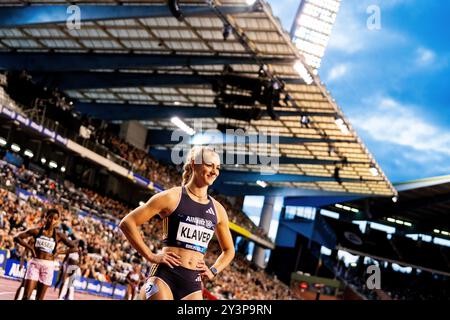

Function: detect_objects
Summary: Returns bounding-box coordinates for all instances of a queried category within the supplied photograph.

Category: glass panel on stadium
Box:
[320,209,340,219]
[352,220,368,233]
[433,237,450,248]
[285,206,316,220]
[369,222,396,234]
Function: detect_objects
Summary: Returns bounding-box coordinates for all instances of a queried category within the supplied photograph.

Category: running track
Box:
[0,277,111,300]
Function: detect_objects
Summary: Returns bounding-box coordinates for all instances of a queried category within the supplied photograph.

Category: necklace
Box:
[187,186,208,200]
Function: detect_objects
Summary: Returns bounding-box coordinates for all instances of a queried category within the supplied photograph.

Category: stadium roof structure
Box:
[0,0,397,198]
[321,174,450,235]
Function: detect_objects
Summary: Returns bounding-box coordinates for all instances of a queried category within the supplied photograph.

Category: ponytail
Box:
[182,162,193,186]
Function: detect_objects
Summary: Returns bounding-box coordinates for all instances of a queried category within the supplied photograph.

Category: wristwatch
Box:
[210,266,218,277]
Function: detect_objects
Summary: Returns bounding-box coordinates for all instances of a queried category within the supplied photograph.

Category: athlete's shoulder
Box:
[210,197,227,216]
[26,227,41,235]
[152,186,181,200]
[149,186,182,215]
[167,186,183,194]
[15,227,39,238]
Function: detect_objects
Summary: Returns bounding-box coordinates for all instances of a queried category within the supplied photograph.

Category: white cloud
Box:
[327,64,349,82]
[326,4,366,54]
[415,47,436,66]
[350,96,450,156]
[364,140,450,181]
[379,97,398,109]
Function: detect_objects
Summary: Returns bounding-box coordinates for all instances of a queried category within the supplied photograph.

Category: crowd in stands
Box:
[0,161,149,285]
[92,129,180,189]
[0,160,299,299]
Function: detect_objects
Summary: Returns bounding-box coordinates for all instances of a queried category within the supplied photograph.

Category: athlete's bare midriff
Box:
[162,246,204,270]
[35,251,55,261]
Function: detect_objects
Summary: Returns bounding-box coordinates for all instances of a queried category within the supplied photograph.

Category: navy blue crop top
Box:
[162,187,218,254]
[34,228,57,255]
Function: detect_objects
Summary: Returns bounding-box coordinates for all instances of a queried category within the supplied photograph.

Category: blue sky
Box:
[243,0,450,240]
[267,0,450,183]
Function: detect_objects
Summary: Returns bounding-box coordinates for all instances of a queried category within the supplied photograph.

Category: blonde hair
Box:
[181,146,218,186]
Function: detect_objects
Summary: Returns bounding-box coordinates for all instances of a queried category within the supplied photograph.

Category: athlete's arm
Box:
[13,228,39,257]
[19,250,26,268]
[62,250,70,263]
[54,249,69,258]
[56,232,77,255]
[54,246,74,259]
[119,188,182,267]
[199,200,235,279]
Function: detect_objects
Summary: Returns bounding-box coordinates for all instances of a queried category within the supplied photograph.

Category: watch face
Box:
[210,267,218,275]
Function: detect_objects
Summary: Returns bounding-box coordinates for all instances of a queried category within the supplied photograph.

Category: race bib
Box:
[176,222,214,249]
[35,237,56,253]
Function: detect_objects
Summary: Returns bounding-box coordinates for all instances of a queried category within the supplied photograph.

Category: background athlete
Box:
[57,236,85,300]
[124,263,143,300]
[13,240,33,300]
[14,208,75,300]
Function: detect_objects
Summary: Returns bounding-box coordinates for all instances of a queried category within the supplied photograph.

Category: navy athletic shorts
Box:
[146,264,203,300]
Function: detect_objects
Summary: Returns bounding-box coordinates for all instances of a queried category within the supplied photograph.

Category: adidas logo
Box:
[206,208,215,216]
[195,275,202,282]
